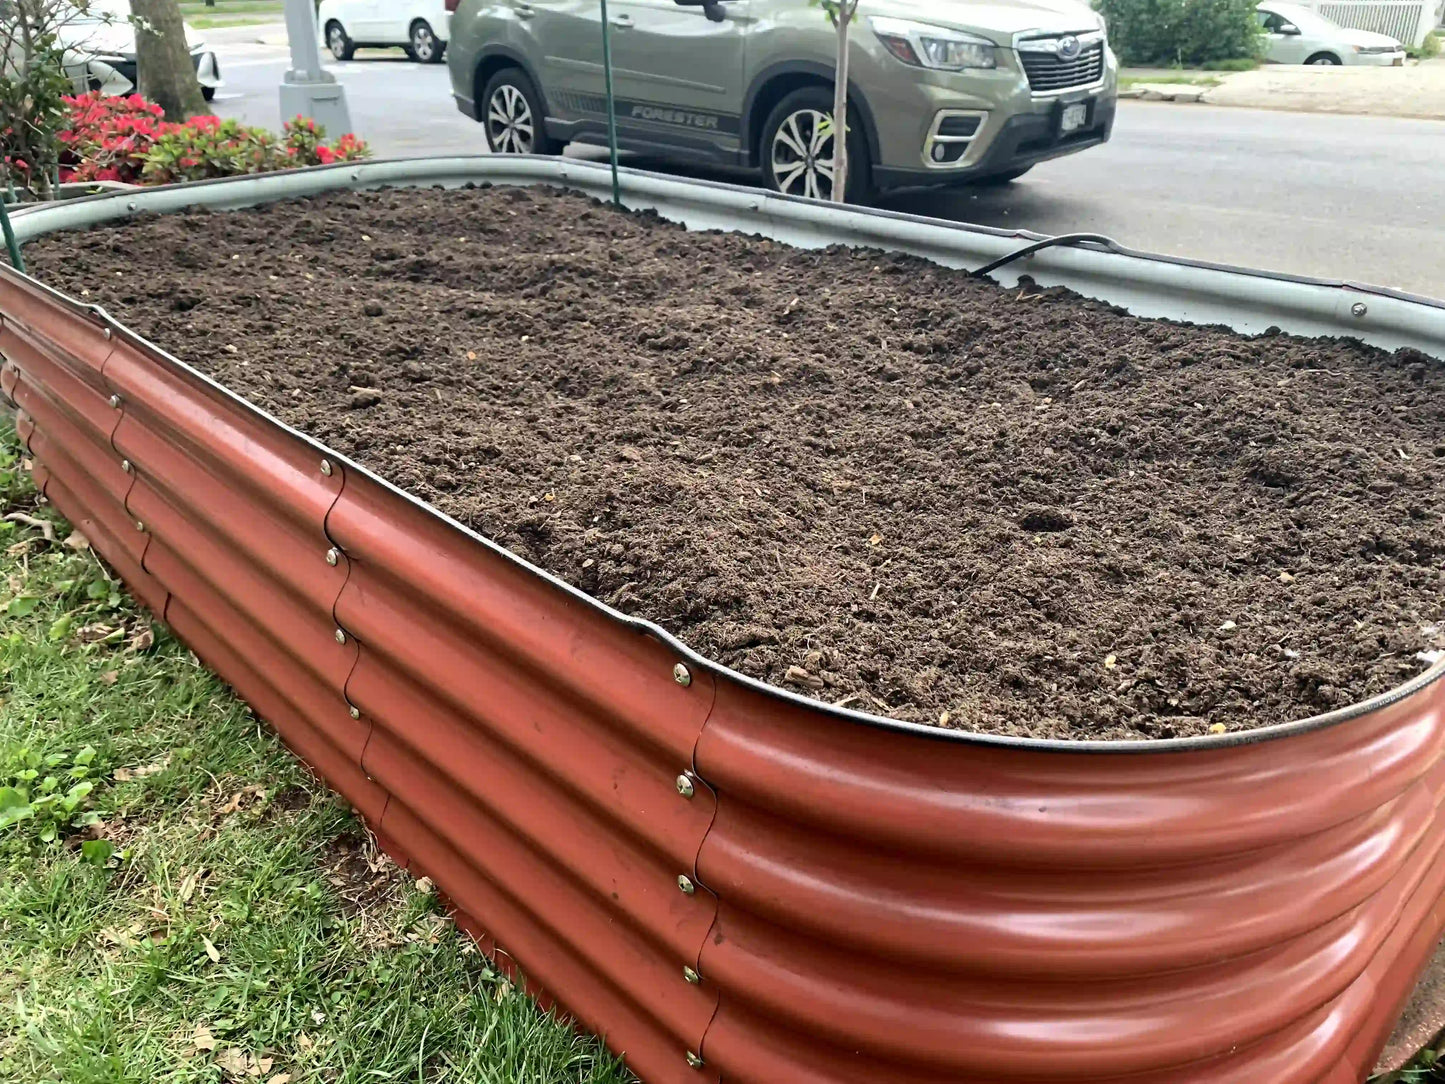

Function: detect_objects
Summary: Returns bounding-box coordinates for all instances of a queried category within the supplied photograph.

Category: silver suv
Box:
[446,0,1117,200]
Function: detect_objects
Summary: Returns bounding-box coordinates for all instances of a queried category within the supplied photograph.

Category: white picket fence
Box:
[1300,0,1440,47]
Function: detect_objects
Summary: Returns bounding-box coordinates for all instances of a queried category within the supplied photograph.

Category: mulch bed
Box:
[24,186,1445,740]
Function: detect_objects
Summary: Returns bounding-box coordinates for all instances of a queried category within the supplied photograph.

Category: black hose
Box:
[972,232,1118,280]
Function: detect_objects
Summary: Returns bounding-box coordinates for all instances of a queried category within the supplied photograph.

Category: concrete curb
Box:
[1118,83,1211,102]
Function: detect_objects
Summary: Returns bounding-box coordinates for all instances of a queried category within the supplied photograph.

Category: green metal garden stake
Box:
[598,0,622,207]
[0,198,25,274]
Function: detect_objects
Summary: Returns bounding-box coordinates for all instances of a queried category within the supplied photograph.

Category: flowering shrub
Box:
[58,93,369,187]
[0,40,72,199]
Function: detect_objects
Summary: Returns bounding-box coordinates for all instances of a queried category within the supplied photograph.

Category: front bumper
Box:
[86,50,223,96]
[873,96,1116,190]
[1349,49,1407,65]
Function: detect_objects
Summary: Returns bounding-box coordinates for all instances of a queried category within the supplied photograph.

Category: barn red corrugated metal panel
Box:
[6,259,1445,1084]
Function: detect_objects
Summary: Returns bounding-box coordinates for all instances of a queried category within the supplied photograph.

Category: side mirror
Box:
[1278,22,1301,34]
[674,0,727,22]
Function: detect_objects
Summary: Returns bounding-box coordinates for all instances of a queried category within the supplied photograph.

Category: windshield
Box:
[1264,4,1343,33]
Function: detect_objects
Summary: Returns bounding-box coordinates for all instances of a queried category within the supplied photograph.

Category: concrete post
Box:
[278,0,355,136]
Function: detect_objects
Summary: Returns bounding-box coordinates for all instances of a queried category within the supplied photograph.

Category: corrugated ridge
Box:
[692,667,1445,1081]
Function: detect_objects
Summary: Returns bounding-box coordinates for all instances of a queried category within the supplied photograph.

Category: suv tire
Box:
[759,86,872,203]
[324,20,355,62]
[481,68,562,156]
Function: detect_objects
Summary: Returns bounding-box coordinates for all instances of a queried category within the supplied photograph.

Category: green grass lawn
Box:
[0,419,632,1083]
[180,0,284,29]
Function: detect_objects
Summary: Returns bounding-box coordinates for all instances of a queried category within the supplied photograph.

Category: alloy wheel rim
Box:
[488,85,534,154]
[328,26,345,56]
[413,26,435,60]
[770,109,836,200]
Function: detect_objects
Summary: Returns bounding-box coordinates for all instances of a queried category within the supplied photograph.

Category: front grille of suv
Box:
[1019,42,1106,93]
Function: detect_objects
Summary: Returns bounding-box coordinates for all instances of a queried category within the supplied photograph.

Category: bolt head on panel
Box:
[108,394,121,409]
[334,628,347,644]
[686,1051,704,1069]
[133,520,144,532]
[1351,301,1368,318]
[683,966,701,985]
[102,327,112,340]
[673,662,692,687]
[349,705,361,720]
[675,773,695,799]
[677,874,695,895]
[320,459,333,477]
[326,548,339,566]
[120,459,132,473]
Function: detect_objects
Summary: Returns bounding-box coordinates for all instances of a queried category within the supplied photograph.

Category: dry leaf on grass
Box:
[192,1023,218,1052]
[126,624,155,653]
[202,936,221,963]
[115,753,169,782]
[62,530,89,550]
[266,1074,292,1084]
[214,1047,248,1076]
[98,669,119,685]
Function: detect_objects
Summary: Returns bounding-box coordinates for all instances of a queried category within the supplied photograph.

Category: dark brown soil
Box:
[25,187,1445,741]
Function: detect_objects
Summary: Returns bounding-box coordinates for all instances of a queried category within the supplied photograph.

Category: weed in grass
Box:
[0,417,634,1082]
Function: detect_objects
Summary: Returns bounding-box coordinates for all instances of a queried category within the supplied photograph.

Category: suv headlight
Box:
[870,16,998,70]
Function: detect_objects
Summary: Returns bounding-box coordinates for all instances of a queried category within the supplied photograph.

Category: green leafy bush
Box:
[0,744,105,847]
[1101,0,1264,66]
[1406,30,1440,59]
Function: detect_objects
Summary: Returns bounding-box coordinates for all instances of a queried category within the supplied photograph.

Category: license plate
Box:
[1060,102,1089,135]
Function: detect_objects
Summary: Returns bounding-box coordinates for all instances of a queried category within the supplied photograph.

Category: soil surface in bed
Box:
[26,187,1445,740]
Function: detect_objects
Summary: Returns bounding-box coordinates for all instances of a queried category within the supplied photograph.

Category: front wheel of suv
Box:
[480,69,561,156]
[759,87,872,204]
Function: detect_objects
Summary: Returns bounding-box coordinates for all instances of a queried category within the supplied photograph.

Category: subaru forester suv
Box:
[446,0,1116,201]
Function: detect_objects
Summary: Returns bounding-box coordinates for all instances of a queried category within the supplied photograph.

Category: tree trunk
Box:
[130,0,206,121]
[830,2,851,203]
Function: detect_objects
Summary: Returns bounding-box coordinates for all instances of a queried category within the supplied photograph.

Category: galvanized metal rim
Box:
[8,161,1445,754]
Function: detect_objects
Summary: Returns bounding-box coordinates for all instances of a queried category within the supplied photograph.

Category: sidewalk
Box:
[193,20,287,46]
[1121,59,1445,120]
[1204,58,1445,120]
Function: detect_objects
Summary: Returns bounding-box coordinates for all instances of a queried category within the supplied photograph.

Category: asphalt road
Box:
[210,42,1445,297]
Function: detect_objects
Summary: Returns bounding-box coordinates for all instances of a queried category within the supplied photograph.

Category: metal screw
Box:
[102,327,112,340]
[685,1052,704,1069]
[120,459,132,473]
[326,547,339,566]
[134,520,144,532]
[320,459,333,477]
[108,394,121,409]
[349,705,361,720]
[126,201,137,211]
[677,874,695,895]
[1351,301,1368,318]
[683,966,700,985]
[673,662,692,687]
[334,628,347,645]
[675,773,695,799]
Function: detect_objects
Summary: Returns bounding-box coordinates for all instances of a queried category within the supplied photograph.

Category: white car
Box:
[317,0,450,64]
[29,0,223,99]
[1256,2,1407,65]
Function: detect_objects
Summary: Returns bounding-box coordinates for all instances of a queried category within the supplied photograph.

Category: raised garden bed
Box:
[25,185,1445,740]
[7,161,1445,1084]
